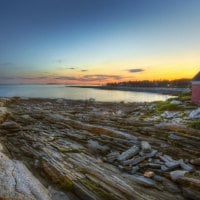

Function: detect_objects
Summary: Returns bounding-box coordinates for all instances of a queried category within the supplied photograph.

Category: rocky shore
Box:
[67,85,190,95]
[0,95,200,200]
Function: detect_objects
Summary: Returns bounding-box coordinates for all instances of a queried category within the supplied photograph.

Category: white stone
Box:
[189,108,200,119]
[170,100,182,105]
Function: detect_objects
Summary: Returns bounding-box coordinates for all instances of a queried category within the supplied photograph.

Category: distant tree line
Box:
[106,79,191,88]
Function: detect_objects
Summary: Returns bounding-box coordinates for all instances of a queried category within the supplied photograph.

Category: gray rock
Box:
[168,133,183,140]
[161,165,169,172]
[21,114,32,120]
[189,108,200,119]
[0,107,9,123]
[148,163,161,169]
[141,141,151,153]
[1,121,21,130]
[56,98,64,104]
[0,145,51,200]
[153,159,164,165]
[122,156,146,166]
[87,140,109,153]
[170,170,188,181]
[160,155,174,163]
[153,175,165,182]
[165,161,180,169]
[45,114,65,123]
[140,149,158,158]
[128,175,157,188]
[131,166,140,174]
[161,111,180,119]
[48,186,70,200]
[118,145,139,161]
[179,160,194,172]
[106,151,120,163]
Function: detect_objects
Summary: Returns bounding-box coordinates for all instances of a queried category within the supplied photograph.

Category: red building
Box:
[192,72,200,104]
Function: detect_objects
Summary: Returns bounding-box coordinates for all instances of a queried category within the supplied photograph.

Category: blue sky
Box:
[0,0,200,84]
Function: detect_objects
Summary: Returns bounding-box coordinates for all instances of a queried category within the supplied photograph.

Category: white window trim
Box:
[192,81,200,84]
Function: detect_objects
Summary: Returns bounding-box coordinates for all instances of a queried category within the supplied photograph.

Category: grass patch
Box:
[189,119,200,130]
[156,101,181,112]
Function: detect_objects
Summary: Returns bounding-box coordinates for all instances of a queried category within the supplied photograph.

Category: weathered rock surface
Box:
[0,143,51,200]
[0,97,199,200]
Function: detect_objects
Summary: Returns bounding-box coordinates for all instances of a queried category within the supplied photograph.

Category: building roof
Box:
[192,71,200,82]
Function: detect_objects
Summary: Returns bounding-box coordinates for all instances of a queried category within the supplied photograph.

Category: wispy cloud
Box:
[55,74,123,82]
[58,66,77,70]
[127,68,145,73]
[81,69,88,72]
[0,73,124,84]
[68,67,76,70]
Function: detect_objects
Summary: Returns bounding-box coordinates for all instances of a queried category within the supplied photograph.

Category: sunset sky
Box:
[0,0,200,84]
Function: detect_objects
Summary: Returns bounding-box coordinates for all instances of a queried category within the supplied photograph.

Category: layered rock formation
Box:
[0,97,199,200]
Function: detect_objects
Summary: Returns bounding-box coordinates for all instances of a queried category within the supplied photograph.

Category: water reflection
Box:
[0,85,173,102]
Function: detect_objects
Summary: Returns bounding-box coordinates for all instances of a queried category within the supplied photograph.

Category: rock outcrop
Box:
[0,97,199,200]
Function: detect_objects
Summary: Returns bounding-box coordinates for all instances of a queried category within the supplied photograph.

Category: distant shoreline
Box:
[66,85,190,95]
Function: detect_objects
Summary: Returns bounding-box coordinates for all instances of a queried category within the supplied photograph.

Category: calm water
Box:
[0,85,173,102]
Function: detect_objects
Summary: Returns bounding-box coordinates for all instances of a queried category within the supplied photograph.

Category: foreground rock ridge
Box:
[0,97,199,200]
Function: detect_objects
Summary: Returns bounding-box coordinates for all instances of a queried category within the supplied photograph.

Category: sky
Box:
[0,0,200,84]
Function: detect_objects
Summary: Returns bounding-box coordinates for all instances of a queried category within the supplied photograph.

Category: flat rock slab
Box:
[0,144,51,200]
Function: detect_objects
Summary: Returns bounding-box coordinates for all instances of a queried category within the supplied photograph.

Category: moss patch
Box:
[189,119,200,130]
[81,179,116,200]
[41,161,74,191]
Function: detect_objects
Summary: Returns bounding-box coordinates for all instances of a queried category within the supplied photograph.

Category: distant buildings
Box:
[192,72,200,104]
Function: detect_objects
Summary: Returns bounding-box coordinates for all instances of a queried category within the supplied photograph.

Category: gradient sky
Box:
[0,0,200,84]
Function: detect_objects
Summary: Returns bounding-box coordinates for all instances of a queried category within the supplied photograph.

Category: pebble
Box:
[144,171,155,178]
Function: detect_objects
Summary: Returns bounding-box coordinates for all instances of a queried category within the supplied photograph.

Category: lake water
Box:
[0,85,173,102]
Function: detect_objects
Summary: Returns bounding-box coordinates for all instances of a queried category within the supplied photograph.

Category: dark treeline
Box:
[106,79,191,88]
